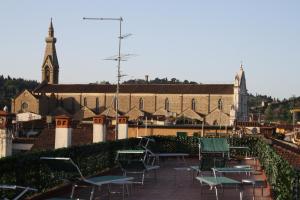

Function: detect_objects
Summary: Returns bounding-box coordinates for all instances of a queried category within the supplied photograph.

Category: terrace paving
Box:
[36,157,272,200]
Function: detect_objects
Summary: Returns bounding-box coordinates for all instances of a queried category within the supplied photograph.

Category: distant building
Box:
[11,20,249,126]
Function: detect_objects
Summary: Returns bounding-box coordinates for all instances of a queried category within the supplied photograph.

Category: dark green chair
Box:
[0,185,37,200]
[199,138,230,157]
[116,150,160,185]
[41,157,133,200]
[191,138,229,177]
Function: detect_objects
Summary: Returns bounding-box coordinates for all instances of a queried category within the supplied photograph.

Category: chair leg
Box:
[142,172,145,185]
[214,186,219,200]
[240,190,243,200]
[89,186,95,200]
[122,184,125,200]
[70,184,76,199]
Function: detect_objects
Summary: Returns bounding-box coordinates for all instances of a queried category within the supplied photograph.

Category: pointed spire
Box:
[42,19,59,84]
[48,18,54,37]
[240,60,244,70]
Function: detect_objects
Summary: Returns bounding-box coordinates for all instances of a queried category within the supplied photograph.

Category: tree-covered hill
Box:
[0,75,39,110]
[248,93,300,124]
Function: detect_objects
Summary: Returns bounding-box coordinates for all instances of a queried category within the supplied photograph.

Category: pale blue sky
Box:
[0,0,299,99]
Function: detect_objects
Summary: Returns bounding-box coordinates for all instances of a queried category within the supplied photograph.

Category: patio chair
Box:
[198,138,230,159]
[137,137,155,150]
[191,138,229,178]
[139,137,189,166]
[116,150,160,185]
[40,157,133,200]
[191,154,227,179]
[196,175,242,200]
[0,185,37,200]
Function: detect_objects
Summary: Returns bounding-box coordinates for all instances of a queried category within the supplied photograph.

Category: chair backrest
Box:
[40,157,83,179]
[116,150,147,172]
[199,138,229,153]
[137,137,155,150]
[0,185,37,200]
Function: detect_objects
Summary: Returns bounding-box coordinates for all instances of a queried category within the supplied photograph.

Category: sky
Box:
[0,0,299,99]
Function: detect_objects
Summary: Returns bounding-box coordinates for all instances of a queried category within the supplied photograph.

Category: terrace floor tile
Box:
[33,158,272,200]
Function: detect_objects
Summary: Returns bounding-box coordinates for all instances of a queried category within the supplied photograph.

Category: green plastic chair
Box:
[116,150,160,185]
[0,185,37,200]
[40,157,133,200]
[199,138,229,155]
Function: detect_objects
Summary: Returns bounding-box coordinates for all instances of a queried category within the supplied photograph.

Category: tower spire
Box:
[240,60,244,70]
[48,18,54,37]
[41,19,59,84]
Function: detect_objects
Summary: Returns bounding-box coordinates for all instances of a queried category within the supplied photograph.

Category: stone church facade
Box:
[11,21,248,126]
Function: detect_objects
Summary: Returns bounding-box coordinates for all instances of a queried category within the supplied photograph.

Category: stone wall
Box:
[45,93,233,125]
[128,125,231,138]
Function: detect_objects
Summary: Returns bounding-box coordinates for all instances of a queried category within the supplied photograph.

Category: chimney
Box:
[118,116,128,139]
[55,115,72,149]
[0,111,14,158]
[145,75,149,83]
[93,115,107,143]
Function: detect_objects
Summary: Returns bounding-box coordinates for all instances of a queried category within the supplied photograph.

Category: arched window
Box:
[60,97,63,107]
[44,66,50,82]
[191,98,196,111]
[113,97,118,110]
[71,98,75,112]
[139,98,144,110]
[96,97,99,112]
[165,98,169,111]
[83,97,87,107]
[218,99,223,110]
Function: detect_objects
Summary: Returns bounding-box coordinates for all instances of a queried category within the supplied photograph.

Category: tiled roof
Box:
[32,125,93,150]
[34,83,234,94]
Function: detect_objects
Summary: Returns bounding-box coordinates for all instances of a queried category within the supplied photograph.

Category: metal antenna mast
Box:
[83,17,129,140]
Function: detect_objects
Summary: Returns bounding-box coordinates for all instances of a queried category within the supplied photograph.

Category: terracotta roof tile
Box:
[34,84,234,94]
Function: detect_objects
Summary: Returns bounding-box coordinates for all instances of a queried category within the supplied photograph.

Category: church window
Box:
[218,99,223,110]
[191,98,196,111]
[96,97,100,112]
[21,102,28,111]
[83,97,87,107]
[113,96,118,110]
[60,97,63,107]
[165,98,169,111]
[139,98,144,110]
[71,98,75,112]
[45,66,50,82]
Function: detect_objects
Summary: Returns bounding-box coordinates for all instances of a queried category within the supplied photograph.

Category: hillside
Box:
[249,93,300,124]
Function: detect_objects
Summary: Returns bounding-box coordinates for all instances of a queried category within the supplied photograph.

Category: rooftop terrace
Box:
[0,136,298,200]
[35,157,271,200]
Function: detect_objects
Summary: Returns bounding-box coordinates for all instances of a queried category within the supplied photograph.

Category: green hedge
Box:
[0,135,298,199]
[0,138,139,198]
[253,138,297,200]
[148,135,258,157]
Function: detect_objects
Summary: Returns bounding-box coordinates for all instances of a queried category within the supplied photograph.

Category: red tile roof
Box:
[34,84,234,94]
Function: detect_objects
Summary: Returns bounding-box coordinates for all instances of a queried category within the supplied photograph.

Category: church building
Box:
[11,20,248,126]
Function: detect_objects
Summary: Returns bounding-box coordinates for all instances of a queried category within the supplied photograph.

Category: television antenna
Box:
[83,17,132,140]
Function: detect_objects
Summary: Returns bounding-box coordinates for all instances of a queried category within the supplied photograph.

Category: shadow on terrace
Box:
[0,136,298,200]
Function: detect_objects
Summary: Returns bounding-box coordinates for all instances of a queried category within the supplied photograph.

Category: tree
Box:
[264,105,273,122]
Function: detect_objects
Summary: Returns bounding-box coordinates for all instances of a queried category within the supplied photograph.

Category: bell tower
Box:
[41,18,59,84]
